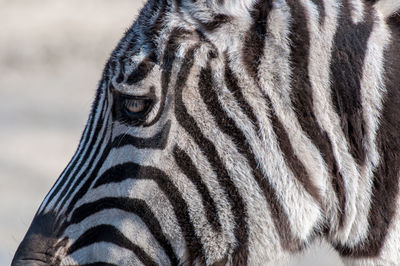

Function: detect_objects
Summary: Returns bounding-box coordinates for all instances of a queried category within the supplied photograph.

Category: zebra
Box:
[12,0,400,265]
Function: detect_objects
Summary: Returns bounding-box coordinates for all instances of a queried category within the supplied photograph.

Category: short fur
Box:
[13,0,400,265]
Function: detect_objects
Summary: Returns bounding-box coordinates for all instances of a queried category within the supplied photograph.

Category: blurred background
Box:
[0,0,344,265]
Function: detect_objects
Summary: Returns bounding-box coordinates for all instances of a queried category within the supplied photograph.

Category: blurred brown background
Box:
[0,0,343,265]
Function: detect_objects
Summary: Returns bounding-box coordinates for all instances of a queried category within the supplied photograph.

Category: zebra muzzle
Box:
[12,212,67,266]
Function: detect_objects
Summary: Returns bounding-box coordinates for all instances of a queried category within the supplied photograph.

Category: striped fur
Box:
[13,0,400,265]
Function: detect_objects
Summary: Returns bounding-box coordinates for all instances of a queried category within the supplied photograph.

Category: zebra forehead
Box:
[108,0,278,68]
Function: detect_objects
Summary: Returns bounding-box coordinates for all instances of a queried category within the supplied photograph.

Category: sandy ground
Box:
[0,1,344,265]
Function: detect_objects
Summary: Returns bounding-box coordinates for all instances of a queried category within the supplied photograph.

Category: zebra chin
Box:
[12,212,68,266]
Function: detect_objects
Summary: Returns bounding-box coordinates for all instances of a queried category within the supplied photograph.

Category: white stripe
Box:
[348,0,365,24]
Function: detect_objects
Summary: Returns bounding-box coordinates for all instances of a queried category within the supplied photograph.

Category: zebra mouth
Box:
[12,236,68,266]
[12,257,58,266]
[12,248,63,266]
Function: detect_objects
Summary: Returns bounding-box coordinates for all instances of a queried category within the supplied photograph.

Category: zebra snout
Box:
[12,234,62,266]
[12,212,66,266]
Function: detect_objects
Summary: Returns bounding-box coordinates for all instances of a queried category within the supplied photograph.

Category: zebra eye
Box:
[111,88,154,126]
[122,98,152,119]
[125,99,148,114]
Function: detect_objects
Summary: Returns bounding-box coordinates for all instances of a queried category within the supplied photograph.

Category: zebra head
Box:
[13,0,400,265]
[14,1,266,265]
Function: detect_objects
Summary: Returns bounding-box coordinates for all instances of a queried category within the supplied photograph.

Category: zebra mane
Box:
[375,0,400,18]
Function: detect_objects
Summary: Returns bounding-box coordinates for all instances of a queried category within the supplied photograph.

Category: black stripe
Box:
[108,60,117,80]
[140,0,169,63]
[224,54,261,136]
[197,14,232,32]
[264,94,322,205]
[69,197,179,265]
[139,0,164,47]
[67,224,158,266]
[126,53,156,85]
[174,0,183,14]
[92,163,205,264]
[286,0,346,227]
[144,27,191,127]
[329,0,374,166]
[149,0,168,47]
[336,14,400,257]
[112,120,171,149]
[119,32,138,75]
[116,56,127,84]
[174,46,249,264]
[173,146,222,231]
[242,0,273,78]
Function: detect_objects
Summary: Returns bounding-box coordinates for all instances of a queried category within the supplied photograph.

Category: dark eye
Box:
[123,98,152,117]
[113,91,153,125]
